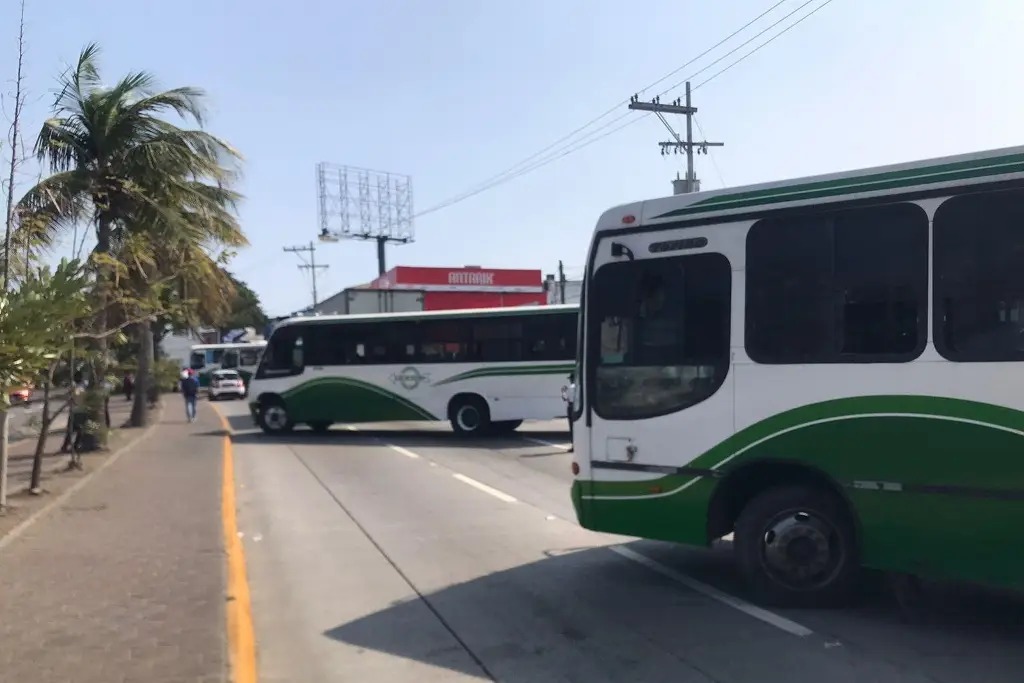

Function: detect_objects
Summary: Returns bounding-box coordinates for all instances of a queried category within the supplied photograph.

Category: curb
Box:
[0,401,166,553]
[211,403,258,683]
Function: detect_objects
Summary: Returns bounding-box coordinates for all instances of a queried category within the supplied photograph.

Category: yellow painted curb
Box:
[215,404,257,683]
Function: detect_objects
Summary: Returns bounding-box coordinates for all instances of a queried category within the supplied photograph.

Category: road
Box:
[8,395,66,442]
[218,399,1024,683]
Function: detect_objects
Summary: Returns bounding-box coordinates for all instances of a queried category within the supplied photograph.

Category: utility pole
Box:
[557,260,567,305]
[628,81,724,194]
[284,241,329,309]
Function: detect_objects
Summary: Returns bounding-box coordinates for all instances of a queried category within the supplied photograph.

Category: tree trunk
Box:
[87,217,112,446]
[29,377,53,493]
[0,409,9,509]
[130,320,154,427]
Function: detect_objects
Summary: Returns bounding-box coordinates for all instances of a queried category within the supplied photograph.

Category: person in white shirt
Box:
[561,371,576,452]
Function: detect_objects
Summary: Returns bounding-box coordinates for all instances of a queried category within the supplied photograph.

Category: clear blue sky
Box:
[3,0,1022,316]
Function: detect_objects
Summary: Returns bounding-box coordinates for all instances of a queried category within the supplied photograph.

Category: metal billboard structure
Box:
[316,163,414,275]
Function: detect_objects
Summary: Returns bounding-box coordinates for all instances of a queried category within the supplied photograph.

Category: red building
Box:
[366,265,547,310]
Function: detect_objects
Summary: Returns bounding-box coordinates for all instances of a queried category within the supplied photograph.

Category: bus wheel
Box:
[449,396,490,436]
[308,421,332,434]
[258,399,294,435]
[491,420,523,434]
[734,485,859,608]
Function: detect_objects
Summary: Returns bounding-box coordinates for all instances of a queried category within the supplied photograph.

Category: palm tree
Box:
[115,182,247,427]
[18,43,243,442]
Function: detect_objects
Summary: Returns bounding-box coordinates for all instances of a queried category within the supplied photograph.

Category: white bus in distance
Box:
[247,304,578,435]
[189,341,267,388]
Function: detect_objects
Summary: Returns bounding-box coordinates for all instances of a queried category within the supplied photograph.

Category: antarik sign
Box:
[448,270,495,286]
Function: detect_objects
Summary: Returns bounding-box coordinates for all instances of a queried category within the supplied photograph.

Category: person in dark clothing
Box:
[61,374,88,453]
[180,369,200,423]
[123,373,134,401]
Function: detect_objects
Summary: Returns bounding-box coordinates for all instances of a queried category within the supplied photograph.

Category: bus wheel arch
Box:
[447,393,491,435]
[256,393,294,435]
[707,460,862,607]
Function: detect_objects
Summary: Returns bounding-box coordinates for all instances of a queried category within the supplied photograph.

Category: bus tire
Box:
[257,397,294,435]
[449,396,490,436]
[308,421,332,434]
[491,419,523,434]
[734,485,859,608]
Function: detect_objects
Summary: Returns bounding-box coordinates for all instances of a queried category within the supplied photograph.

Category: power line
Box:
[414,0,791,218]
[416,0,837,213]
[691,0,837,91]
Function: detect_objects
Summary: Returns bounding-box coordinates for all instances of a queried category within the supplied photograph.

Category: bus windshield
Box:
[590,252,731,420]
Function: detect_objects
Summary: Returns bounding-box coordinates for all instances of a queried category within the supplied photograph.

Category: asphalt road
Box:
[8,395,69,442]
[218,399,1024,683]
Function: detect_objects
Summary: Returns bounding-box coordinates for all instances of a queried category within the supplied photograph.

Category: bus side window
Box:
[222,350,239,369]
[189,351,206,370]
[239,348,260,367]
[470,320,522,362]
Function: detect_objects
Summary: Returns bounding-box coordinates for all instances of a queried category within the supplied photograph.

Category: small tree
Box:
[0,258,89,509]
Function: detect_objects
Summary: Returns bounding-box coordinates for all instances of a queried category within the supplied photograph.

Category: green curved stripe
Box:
[576,395,1024,588]
[434,363,575,387]
[586,395,1024,499]
[281,376,438,423]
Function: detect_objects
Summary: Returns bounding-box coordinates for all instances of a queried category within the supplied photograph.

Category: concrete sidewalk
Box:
[0,399,227,683]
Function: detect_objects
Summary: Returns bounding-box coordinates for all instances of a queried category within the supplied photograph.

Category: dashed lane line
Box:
[451,473,518,503]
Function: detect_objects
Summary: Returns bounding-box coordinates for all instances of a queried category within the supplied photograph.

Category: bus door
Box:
[584,236,735,537]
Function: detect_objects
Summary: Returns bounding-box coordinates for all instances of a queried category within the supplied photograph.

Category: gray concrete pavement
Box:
[220,401,1024,683]
[0,401,227,683]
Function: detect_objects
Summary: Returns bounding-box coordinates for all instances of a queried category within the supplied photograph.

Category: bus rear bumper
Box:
[570,480,587,526]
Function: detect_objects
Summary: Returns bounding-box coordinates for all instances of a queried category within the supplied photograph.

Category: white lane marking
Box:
[389,445,421,460]
[522,436,572,451]
[452,473,518,503]
[610,546,814,638]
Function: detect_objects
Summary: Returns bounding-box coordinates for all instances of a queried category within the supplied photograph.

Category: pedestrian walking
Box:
[180,368,200,423]
[123,372,134,402]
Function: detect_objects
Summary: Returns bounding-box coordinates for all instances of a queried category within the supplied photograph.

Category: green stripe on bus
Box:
[576,395,1024,588]
[281,376,438,422]
[433,363,575,386]
[583,395,1024,499]
[652,154,1024,220]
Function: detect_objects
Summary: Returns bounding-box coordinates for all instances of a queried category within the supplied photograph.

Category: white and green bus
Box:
[247,304,577,435]
[571,145,1024,606]
[189,341,267,388]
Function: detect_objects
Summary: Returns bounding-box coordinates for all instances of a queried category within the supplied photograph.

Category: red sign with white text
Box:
[369,266,543,293]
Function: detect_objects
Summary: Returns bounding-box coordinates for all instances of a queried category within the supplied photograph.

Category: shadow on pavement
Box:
[320,540,1024,682]
[218,411,570,451]
[226,429,569,452]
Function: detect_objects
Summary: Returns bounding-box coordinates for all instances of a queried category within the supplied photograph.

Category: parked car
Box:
[208,369,246,401]
[9,386,32,404]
